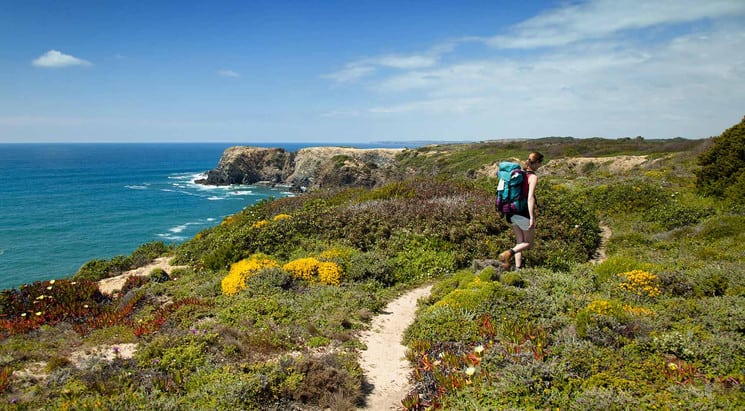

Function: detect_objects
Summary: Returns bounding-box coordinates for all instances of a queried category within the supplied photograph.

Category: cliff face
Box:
[197,147,294,186]
[197,146,405,191]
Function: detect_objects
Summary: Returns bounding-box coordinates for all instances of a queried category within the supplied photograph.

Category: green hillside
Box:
[1,119,743,409]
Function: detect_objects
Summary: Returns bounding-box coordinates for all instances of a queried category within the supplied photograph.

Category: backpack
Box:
[495,162,529,219]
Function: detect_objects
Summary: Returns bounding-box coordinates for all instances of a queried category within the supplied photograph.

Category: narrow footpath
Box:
[358,284,432,410]
[357,222,612,410]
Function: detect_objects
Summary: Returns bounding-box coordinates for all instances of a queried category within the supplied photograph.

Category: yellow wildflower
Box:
[221,254,280,296]
[251,219,270,229]
[318,261,342,286]
[283,257,320,282]
[618,270,660,298]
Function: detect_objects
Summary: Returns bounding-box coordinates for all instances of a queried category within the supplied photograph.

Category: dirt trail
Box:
[357,223,611,410]
[592,223,612,264]
[358,284,432,410]
[97,257,187,295]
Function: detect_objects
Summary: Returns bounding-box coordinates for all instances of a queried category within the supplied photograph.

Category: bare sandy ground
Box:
[358,284,432,411]
[97,256,187,295]
[592,223,612,264]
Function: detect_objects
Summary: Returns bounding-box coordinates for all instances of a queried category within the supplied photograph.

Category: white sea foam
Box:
[161,188,199,197]
[125,184,149,190]
[229,190,253,196]
[157,233,187,241]
[158,219,210,241]
[207,196,224,201]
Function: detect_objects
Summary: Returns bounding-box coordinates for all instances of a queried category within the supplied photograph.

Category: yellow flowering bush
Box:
[283,257,320,282]
[221,253,280,296]
[623,304,655,317]
[282,257,343,286]
[221,216,235,226]
[272,213,292,221]
[618,270,661,299]
[317,262,342,286]
[318,246,355,272]
[319,246,354,262]
[251,219,270,229]
[585,299,616,316]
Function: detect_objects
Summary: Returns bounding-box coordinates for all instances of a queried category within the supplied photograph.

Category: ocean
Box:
[0,142,410,290]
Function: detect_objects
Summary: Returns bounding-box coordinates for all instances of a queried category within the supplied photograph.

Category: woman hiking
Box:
[498,151,544,270]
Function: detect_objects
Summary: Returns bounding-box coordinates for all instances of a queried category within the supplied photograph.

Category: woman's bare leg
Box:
[511,226,535,268]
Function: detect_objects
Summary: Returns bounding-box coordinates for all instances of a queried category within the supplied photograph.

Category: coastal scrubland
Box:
[0,118,743,409]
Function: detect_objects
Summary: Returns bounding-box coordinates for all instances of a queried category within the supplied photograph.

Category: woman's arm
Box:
[527,174,538,228]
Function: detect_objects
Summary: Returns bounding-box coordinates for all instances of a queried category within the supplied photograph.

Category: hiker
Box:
[497,151,544,270]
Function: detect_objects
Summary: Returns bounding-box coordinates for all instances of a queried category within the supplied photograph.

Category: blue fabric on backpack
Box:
[495,162,529,220]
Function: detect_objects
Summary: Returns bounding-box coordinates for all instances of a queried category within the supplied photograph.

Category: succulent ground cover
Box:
[0,129,743,409]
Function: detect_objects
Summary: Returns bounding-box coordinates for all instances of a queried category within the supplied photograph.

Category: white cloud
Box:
[323,63,375,83]
[324,49,444,83]
[32,50,92,68]
[485,0,745,49]
[323,0,745,138]
[217,69,240,78]
[369,97,490,115]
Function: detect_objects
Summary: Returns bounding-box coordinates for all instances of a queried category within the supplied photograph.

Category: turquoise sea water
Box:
[0,143,407,290]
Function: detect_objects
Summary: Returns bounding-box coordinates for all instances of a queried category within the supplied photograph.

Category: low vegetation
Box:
[0,118,743,409]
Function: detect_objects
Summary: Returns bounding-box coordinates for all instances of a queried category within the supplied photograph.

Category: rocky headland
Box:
[196,146,405,191]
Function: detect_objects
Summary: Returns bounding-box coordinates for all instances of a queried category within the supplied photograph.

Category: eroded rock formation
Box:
[196,146,405,191]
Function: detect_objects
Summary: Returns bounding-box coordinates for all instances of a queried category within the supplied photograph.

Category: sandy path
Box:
[358,284,432,411]
[592,223,612,264]
[98,256,187,295]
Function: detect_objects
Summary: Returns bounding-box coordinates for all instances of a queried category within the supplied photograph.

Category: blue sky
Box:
[2,0,744,143]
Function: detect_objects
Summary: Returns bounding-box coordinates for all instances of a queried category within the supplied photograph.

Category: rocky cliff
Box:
[196,146,405,191]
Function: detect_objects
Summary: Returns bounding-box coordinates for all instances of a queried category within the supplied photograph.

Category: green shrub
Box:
[149,268,171,283]
[404,306,481,344]
[588,181,663,216]
[641,196,714,230]
[528,184,601,270]
[245,267,295,291]
[345,250,397,285]
[392,234,457,283]
[500,272,525,288]
[74,241,172,281]
[476,265,498,281]
[696,115,745,198]
[575,299,649,347]
[136,334,214,375]
[290,353,363,408]
[594,256,658,287]
[434,277,502,311]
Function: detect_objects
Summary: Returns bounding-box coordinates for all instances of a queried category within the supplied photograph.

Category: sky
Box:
[1,0,744,143]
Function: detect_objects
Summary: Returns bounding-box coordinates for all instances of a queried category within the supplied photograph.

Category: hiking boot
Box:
[498,250,514,270]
